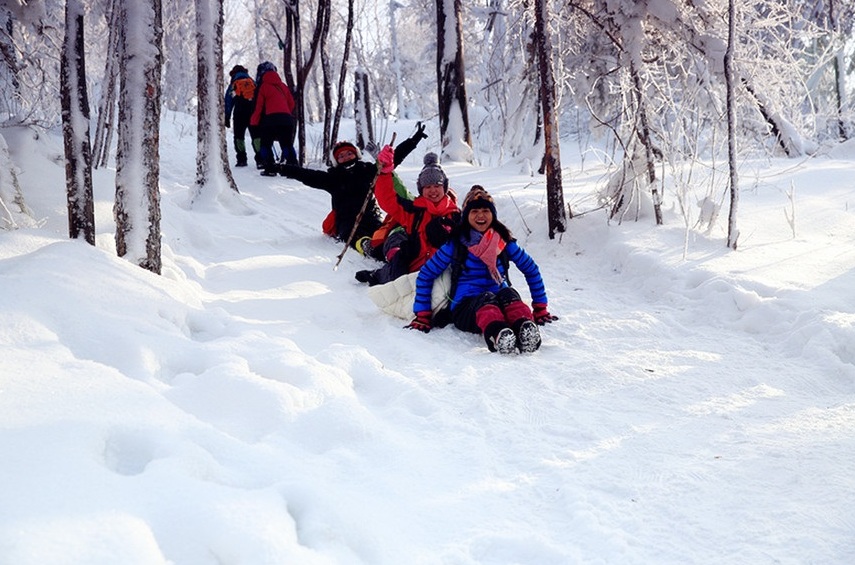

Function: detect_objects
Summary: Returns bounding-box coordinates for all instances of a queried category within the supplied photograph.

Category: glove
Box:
[406,311,432,333]
[425,216,456,248]
[532,303,558,325]
[377,144,395,174]
[364,141,380,158]
[224,118,230,128]
[412,121,427,140]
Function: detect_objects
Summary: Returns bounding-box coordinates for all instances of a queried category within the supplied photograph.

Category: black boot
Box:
[235,151,248,167]
[484,321,516,354]
[513,319,541,353]
[355,269,378,285]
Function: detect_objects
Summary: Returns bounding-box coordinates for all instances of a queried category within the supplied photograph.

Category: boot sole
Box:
[494,328,517,355]
[517,320,542,353]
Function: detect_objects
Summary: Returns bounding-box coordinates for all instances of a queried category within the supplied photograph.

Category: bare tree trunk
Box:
[92,0,120,169]
[0,9,20,102]
[61,0,95,245]
[725,0,739,250]
[436,0,472,161]
[389,0,406,118]
[114,0,163,274]
[330,0,354,157]
[630,62,662,225]
[286,0,305,163]
[829,0,847,140]
[534,0,566,238]
[194,0,237,197]
[319,0,332,162]
[354,69,373,148]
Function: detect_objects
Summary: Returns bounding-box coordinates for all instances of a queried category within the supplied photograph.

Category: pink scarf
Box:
[467,228,507,283]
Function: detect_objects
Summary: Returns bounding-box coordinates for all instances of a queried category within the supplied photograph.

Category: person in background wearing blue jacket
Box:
[224,65,261,168]
[408,186,557,354]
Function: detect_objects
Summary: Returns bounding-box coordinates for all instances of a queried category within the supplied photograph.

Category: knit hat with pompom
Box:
[416,153,448,194]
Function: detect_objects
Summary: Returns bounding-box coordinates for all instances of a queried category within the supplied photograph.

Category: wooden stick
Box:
[333,133,397,270]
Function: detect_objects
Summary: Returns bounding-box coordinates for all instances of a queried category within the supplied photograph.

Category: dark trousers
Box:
[371,230,411,285]
[259,113,297,169]
[231,107,258,162]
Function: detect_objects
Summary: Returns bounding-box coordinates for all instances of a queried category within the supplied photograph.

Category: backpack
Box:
[232,77,255,101]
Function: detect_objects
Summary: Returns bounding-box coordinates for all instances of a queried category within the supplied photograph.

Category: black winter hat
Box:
[416,153,448,194]
[229,65,248,78]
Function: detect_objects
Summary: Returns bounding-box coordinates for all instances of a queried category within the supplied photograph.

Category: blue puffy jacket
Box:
[413,236,547,314]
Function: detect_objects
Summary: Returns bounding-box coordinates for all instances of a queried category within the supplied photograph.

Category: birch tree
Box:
[194,0,238,199]
[436,0,473,162]
[61,0,95,245]
[92,0,122,169]
[114,0,163,274]
[725,0,738,249]
[330,0,355,154]
[534,0,567,237]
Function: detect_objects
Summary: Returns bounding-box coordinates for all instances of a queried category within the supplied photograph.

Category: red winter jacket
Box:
[374,171,460,272]
[250,70,295,126]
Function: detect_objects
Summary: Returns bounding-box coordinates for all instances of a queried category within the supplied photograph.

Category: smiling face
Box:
[468,206,493,233]
[421,183,445,204]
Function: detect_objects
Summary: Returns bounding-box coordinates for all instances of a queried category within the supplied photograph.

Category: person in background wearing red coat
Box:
[251,61,298,176]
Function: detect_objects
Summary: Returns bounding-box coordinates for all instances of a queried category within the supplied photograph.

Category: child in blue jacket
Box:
[408,185,557,354]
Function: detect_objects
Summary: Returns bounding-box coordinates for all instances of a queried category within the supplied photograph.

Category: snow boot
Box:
[513,319,541,353]
[484,321,516,355]
[235,151,248,167]
[355,270,377,285]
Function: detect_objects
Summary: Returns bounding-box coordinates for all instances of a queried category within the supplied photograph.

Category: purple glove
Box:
[377,144,395,174]
[406,311,431,333]
[532,303,558,325]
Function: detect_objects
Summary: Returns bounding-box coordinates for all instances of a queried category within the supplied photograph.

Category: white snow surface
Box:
[1,114,854,564]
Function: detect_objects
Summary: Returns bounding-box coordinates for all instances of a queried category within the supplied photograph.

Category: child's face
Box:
[335,149,357,164]
[421,183,445,204]
[468,207,493,233]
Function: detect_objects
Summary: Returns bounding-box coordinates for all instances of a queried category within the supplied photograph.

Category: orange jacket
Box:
[374,172,460,272]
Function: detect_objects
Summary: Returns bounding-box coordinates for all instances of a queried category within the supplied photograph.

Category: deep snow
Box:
[1,114,854,564]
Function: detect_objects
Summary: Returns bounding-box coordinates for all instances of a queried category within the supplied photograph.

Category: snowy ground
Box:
[1,115,854,564]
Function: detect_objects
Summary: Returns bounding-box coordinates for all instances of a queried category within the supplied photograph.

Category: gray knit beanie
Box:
[416,153,448,194]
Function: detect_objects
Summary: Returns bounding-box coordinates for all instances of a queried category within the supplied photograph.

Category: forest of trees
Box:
[1,0,853,269]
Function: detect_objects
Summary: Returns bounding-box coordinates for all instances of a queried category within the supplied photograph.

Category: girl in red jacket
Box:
[355,147,460,286]
[250,61,297,175]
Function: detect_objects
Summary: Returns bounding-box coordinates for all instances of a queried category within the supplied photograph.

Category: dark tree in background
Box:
[534,0,566,238]
[61,0,95,246]
[725,0,739,250]
[92,0,120,169]
[354,69,373,149]
[436,0,472,161]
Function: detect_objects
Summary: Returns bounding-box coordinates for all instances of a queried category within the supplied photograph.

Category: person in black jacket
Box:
[278,123,428,250]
